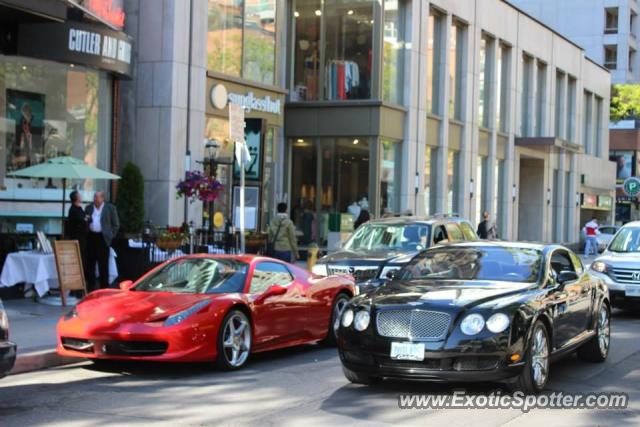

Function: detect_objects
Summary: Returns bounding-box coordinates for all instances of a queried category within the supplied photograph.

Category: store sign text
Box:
[228,92,281,115]
[69,28,131,65]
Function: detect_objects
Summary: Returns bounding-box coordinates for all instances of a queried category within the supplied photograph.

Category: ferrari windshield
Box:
[344,223,431,252]
[134,258,248,294]
[608,227,640,253]
[401,247,542,283]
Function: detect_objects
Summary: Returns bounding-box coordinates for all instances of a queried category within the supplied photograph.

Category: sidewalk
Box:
[4,299,76,375]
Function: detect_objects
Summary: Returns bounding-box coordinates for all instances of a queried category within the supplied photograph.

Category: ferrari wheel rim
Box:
[598,306,610,358]
[222,313,251,367]
[531,326,549,388]
[332,296,349,333]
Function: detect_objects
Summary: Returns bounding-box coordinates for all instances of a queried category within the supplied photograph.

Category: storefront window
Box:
[204,116,234,226]
[1,57,110,183]
[427,10,444,115]
[208,0,243,77]
[324,0,373,100]
[243,0,276,84]
[207,0,277,85]
[292,0,373,101]
[0,56,112,230]
[290,137,370,245]
[383,0,405,104]
[261,127,276,230]
[381,139,400,215]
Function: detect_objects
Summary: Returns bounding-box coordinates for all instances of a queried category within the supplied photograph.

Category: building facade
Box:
[118,0,615,247]
[510,0,639,84]
[0,0,132,235]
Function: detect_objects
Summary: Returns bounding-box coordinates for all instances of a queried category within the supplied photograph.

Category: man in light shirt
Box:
[85,191,120,290]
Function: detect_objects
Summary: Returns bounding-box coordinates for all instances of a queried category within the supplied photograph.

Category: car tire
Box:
[577,302,610,363]
[342,366,381,386]
[322,292,351,346]
[509,320,550,394]
[216,309,252,371]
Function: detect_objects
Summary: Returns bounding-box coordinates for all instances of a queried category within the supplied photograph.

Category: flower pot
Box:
[156,239,184,251]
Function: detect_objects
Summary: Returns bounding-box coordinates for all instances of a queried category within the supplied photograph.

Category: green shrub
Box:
[116,162,144,234]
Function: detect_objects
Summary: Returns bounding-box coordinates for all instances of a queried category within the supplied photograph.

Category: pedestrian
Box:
[583,217,600,256]
[66,190,88,265]
[354,208,370,230]
[267,202,299,263]
[477,211,498,240]
[85,191,120,291]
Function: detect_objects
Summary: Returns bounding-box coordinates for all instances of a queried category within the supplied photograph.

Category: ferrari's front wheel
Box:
[216,309,252,370]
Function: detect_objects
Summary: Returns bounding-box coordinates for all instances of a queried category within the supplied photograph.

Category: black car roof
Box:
[431,240,569,253]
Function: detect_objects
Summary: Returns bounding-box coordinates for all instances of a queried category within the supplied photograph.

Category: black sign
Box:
[0,0,67,21]
[17,21,132,77]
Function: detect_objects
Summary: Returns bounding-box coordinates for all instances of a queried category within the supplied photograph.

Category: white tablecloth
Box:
[0,250,118,297]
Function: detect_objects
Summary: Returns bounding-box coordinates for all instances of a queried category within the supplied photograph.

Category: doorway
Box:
[518,157,545,241]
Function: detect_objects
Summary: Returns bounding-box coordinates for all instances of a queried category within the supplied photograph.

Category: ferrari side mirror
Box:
[119,280,135,291]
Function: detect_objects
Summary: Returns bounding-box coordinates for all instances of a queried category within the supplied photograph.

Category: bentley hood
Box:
[362,280,533,310]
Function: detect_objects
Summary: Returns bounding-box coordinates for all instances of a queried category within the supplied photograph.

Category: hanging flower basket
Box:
[176,171,223,203]
[156,226,188,251]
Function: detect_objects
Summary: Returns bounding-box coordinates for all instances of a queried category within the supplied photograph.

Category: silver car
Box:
[590,222,640,308]
[580,225,619,253]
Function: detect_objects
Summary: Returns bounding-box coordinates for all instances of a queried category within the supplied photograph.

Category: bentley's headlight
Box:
[312,263,328,276]
[486,313,510,333]
[354,310,370,331]
[341,308,354,328]
[461,313,485,335]
[591,261,609,273]
[164,300,211,327]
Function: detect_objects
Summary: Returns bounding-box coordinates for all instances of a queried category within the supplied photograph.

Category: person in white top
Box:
[84,191,120,291]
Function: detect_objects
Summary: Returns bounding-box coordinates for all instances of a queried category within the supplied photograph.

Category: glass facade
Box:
[427,10,444,115]
[497,44,510,132]
[383,0,405,104]
[555,70,565,138]
[292,0,373,101]
[521,54,533,136]
[380,139,400,215]
[207,0,277,85]
[535,61,547,135]
[1,56,111,187]
[449,20,465,120]
[478,35,493,129]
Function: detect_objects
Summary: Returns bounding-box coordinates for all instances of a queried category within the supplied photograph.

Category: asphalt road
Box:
[1,310,640,427]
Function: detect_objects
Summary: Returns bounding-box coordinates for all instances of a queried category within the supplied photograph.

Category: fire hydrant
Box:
[307,243,319,271]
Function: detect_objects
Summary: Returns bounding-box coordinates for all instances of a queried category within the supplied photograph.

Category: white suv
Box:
[590,221,640,308]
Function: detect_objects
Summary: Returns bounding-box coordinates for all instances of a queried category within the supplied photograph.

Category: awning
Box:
[515,137,582,153]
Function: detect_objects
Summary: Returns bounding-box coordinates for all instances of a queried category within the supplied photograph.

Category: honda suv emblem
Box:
[632,271,640,281]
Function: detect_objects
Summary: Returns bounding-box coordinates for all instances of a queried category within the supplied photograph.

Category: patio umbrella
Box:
[7,156,121,232]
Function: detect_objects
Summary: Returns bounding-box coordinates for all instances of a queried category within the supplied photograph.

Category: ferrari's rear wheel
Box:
[322,293,350,346]
[216,310,251,370]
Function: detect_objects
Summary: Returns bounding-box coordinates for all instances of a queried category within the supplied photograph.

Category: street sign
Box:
[229,103,245,143]
[623,177,640,197]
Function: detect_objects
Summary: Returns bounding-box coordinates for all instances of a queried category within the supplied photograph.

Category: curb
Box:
[10,349,77,375]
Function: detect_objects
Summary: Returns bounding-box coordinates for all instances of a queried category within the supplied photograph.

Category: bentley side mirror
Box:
[119,280,135,291]
[557,271,578,286]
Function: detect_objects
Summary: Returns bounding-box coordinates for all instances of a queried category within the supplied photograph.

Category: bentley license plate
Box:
[390,342,425,361]
[626,286,640,297]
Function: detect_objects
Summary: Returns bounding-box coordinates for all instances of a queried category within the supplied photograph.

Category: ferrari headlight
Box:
[341,308,354,328]
[164,300,211,327]
[591,261,609,274]
[461,313,485,335]
[354,310,370,331]
[312,263,328,276]
[486,313,510,333]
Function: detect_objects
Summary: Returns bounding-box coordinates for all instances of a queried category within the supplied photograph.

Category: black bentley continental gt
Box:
[337,242,611,393]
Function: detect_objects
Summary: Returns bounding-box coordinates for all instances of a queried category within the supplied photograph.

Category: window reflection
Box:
[383,0,404,104]
[208,0,243,77]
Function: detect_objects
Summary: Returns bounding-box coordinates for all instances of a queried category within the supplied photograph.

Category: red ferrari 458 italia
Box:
[57,255,355,369]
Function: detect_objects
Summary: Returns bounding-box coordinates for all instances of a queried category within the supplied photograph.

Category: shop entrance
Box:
[518,157,545,241]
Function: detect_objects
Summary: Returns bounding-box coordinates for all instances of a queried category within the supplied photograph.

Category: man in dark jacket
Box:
[477,211,498,240]
[85,191,120,290]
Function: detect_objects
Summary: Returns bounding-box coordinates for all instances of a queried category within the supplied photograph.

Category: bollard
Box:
[307,243,319,271]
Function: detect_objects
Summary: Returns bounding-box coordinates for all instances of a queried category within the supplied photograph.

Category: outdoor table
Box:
[0,250,118,297]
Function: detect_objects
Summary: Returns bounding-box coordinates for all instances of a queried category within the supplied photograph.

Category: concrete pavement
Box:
[1,309,639,426]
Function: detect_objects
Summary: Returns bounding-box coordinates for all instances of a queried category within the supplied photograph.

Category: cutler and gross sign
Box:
[17,22,133,78]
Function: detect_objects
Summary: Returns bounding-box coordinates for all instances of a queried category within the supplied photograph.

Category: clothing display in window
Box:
[325,60,360,100]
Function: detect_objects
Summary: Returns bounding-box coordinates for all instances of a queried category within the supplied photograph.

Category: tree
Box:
[610,84,640,122]
[116,162,145,234]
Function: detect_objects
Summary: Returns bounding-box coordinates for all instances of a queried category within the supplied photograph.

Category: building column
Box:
[434,14,452,214]
[119,0,208,227]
